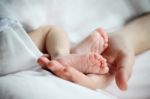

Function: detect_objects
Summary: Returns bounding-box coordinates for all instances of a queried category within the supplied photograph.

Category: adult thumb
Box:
[115,54,134,91]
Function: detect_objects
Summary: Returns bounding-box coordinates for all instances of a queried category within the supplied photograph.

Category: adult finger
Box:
[37,56,50,68]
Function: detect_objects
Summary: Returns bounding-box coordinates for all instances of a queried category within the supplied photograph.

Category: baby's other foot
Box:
[71,28,108,54]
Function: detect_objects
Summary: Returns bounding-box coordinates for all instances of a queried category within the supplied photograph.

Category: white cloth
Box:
[0,17,42,76]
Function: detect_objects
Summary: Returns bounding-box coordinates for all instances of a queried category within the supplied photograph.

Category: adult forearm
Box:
[119,14,150,55]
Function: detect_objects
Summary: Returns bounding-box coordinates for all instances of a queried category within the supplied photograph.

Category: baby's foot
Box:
[54,53,109,74]
[71,28,108,54]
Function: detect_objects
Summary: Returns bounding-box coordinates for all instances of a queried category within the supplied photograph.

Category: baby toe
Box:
[96,28,109,51]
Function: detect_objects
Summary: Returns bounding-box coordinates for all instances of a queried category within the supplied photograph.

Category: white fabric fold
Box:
[0,17,42,76]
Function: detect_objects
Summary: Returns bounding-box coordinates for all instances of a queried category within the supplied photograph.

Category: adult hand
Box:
[101,14,150,90]
[37,32,135,91]
[102,33,135,91]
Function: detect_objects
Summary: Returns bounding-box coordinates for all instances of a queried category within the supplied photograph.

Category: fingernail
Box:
[122,74,128,91]
[122,83,128,91]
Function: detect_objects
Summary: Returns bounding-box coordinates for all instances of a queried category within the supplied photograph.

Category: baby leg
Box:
[29,26,70,59]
